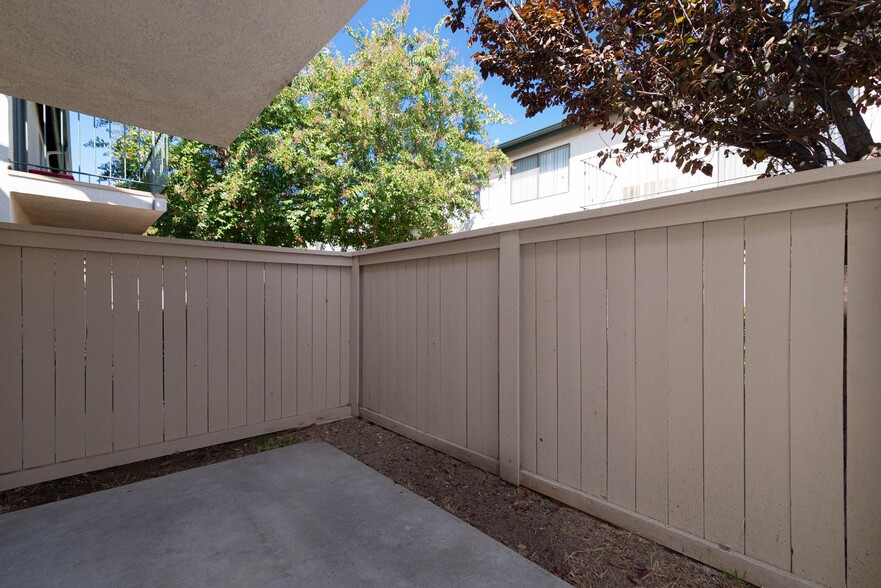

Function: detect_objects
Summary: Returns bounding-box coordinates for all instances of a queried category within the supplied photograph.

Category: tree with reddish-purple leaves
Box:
[445,0,881,175]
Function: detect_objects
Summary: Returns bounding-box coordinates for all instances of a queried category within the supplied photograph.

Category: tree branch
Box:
[501,0,567,66]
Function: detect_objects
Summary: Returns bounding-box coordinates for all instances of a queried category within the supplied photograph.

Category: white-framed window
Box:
[510,144,570,203]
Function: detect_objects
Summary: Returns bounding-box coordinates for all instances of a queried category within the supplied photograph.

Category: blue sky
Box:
[330,0,565,145]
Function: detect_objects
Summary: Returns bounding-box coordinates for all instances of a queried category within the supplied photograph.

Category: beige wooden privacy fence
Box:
[0,226,354,490]
[1,161,879,588]
[355,161,881,588]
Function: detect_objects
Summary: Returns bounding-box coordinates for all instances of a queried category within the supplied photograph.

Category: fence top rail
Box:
[352,158,881,258]
[0,221,352,266]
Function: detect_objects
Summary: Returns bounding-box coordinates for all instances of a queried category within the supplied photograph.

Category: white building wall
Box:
[0,95,12,222]
[474,127,607,229]
[471,106,881,231]
[472,125,762,230]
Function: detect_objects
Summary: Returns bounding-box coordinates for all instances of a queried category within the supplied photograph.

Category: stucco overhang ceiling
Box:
[0,0,365,146]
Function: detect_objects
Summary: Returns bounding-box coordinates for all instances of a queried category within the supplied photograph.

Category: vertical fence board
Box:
[54,250,85,461]
[359,267,371,410]
[427,258,441,437]
[607,232,636,509]
[361,267,374,411]
[137,256,164,446]
[282,265,298,417]
[227,261,247,428]
[520,244,537,473]
[0,246,22,473]
[162,257,187,441]
[390,265,403,422]
[535,241,558,480]
[666,224,704,536]
[327,266,342,410]
[703,218,745,552]
[557,238,581,489]
[374,265,390,414]
[375,265,388,416]
[207,260,229,432]
[394,264,407,424]
[439,257,454,441]
[382,267,395,418]
[579,235,607,498]
[112,253,140,450]
[466,251,484,453]
[404,261,417,424]
[264,264,282,420]
[297,265,313,414]
[186,258,208,436]
[379,266,391,417]
[790,206,845,588]
[846,200,881,587]
[379,264,398,419]
[22,248,54,467]
[385,264,398,420]
[498,231,520,484]
[635,228,668,523]
[480,250,499,459]
[451,255,468,446]
[378,264,391,418]
[312,265,328,413]
[744,213,791,569]
[416,259,430,431]
[345,262,356,412]
[246,262,265,424]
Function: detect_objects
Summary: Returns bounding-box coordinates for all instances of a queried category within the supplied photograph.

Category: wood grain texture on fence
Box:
[634,228,668,524]
[520,243,538,475]
[702,218,745,554]
[360,251,500,462]
[54,250,86,462]
[578,235,607,500]
[790,205,846,588]
[846,200,881,588]
[0,246,22,474]
[606,232,636,510]
[509,200,875,587]
[666,223,703,538]
[744,212,791,570]
[0,236,352,492]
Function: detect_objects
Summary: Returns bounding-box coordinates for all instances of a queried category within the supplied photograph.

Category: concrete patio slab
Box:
[0,440,567,587]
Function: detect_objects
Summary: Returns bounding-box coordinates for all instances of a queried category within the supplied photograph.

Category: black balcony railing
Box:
[9,97,168,195]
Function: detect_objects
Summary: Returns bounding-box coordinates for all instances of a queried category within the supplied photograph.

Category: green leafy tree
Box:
[153,6,507,248]
[445,0,881,175]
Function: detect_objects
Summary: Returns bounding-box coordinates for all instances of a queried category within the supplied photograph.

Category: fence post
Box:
[498,230,520,485]
[349,257,361,417]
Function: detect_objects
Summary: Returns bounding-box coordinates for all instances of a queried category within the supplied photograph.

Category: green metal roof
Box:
[496,121,577,153]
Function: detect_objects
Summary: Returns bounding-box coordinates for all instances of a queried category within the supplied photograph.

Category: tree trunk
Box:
[764,140,826,172]
[823,84,879,161]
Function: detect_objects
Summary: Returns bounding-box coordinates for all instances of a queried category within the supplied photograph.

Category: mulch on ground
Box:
[0,417,748,588]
